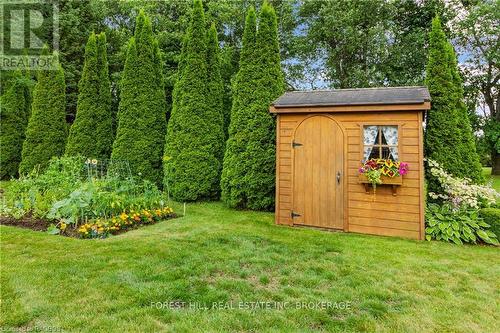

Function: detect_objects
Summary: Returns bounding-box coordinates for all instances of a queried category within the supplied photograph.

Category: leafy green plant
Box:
[364,169,382,185]
[47,185,94,224]
[479,208,500,240]
[46,224,61,235]
[3,156,85,218]
[425,203,498,245]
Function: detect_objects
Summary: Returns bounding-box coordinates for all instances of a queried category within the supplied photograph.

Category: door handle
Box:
[337,171,341,184]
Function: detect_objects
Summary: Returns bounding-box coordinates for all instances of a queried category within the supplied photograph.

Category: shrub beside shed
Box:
[270,87,431,239]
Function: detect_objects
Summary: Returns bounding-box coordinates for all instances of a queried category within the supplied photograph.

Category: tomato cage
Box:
[84,159,132,180]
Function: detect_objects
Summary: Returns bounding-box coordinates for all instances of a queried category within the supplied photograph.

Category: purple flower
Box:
[451,196,462,208]
[399,162,409,175]
[359,167,365,174]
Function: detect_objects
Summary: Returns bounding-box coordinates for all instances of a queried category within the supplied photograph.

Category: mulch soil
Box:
[0,214,50,231]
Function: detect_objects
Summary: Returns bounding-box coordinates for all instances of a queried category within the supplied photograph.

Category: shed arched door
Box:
[292,115,344,229]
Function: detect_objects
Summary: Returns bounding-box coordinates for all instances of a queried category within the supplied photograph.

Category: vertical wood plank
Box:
[418,111,425,240]
[275,114,281,225]
[336,124,344,228]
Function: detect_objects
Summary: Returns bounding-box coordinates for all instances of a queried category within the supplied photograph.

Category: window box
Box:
[358,174,403,185]
[358,174,402,196]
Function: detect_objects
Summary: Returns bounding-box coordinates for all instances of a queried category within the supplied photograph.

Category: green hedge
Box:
[479,208,500,239]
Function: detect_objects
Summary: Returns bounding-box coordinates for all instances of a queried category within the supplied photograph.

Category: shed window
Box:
[363,125,399,161]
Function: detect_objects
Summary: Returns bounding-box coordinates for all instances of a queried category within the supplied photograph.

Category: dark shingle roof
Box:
[272,86,430,107]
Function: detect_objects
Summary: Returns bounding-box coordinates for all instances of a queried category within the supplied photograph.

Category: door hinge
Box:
[291,211,301,218]
[292,141,303,148]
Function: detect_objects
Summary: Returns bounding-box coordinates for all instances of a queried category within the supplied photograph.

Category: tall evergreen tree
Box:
[164,0,225,201]
[220,7,258,209]
[206,23,225,143]
[219,46,236,138]
[111,10,166,184]
[424,17,483,187]
[66,32,113,159]
[446,41,483,183]
[0,70,31,179]
[221,3,285,210]
[19,48,67,175]
[96,32,114,154]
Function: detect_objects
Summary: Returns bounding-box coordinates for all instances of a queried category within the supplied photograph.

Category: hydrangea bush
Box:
[426,159,499,209]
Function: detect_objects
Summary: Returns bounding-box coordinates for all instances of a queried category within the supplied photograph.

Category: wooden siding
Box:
[275,111,425,240]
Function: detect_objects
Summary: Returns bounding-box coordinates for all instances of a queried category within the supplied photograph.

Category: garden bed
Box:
[1,156,178,239]
[0,212,178,239]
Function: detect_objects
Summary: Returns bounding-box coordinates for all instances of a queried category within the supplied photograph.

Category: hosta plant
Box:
[425,203,498,245]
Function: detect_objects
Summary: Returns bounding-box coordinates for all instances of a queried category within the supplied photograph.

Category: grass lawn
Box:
[1,202,499,332]
[483,167,500,192]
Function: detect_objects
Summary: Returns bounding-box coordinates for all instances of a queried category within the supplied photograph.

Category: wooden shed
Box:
[270,86,431,240]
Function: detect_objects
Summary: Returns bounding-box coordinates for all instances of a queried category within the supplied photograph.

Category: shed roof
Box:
[272,86,430,108]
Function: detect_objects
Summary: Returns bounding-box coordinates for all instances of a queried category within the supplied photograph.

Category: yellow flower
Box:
[120,212,128,221]
[60,222,67,231]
